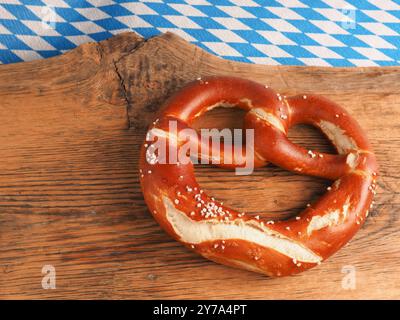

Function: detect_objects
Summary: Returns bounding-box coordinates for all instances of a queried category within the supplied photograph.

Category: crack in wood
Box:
[112,59,132,130]
[108,36,153,130]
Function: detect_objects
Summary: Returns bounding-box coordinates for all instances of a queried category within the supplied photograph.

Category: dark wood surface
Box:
[0,32,398,299]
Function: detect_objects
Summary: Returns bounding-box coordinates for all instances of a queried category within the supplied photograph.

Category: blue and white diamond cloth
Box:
[0,0,400,66]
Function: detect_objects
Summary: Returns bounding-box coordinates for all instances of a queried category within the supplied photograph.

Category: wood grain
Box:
[0,32,399,299]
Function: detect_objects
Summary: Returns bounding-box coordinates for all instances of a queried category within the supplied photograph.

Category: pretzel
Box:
[139,76,378,277]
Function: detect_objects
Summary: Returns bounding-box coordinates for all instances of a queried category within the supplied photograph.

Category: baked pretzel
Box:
[139,76,378,277]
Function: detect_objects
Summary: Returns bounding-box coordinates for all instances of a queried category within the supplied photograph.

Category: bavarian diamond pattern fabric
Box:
[0,0,400,66]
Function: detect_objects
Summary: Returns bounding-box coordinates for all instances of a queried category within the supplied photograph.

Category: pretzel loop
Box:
[139,76,378,277]
[244,93,375,179]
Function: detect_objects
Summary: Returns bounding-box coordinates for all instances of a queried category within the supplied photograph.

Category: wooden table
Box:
[0,32,398,299]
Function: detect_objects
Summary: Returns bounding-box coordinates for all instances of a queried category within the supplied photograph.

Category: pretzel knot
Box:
[139,76,378,277]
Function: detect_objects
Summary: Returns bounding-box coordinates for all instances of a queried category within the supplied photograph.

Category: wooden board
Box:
[0,32,399,299]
